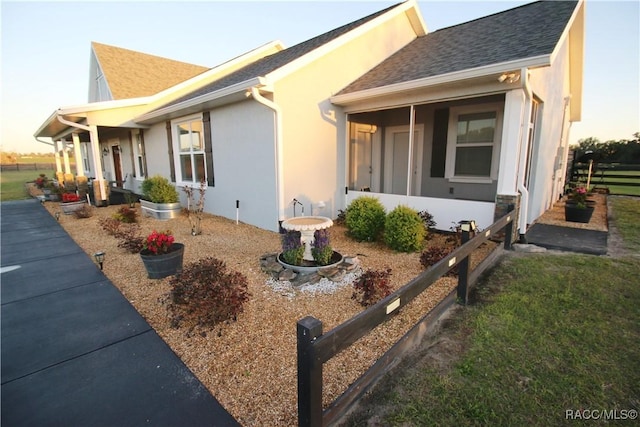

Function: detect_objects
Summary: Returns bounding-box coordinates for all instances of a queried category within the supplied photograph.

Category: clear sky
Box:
[1,0,638,153]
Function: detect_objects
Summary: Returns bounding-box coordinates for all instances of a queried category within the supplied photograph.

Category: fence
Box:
[0,163,58,172]
[297,209,516,426]
[568,162,640,194]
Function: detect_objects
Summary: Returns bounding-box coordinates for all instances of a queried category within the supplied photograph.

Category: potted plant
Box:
[139,230,185,279]
[564,185,594,223]
[139,175,182,220]
[60,192,87,215]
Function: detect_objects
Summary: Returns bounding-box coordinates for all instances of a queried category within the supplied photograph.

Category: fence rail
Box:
[569,162,640,190]
[0,163,57,172]
[297,209,516,426]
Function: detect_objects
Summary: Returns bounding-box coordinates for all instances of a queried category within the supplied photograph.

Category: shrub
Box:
[167,257,250,331]
[112,206,138,223]
[73,204,93,219]
[140,175,179,204]
[281,231,304,265]
[418,210,437,231]
[116,224,144,253]
[420,246,457,276]
[352,268,393,307]
[345,196,386,242]
[312,228,333,266]
[384,205,426,252]
[99,217,122,236]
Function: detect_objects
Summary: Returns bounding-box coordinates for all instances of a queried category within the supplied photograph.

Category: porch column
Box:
[61,138,71,174]
[88,124,108,206]
[54,140,62,174]
[72,132,85,177]
[496,89,526,195]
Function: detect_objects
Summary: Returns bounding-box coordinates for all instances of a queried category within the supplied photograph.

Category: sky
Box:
[1,0,638,154]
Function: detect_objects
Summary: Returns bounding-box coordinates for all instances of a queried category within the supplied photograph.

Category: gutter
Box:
[516,67,531,241]
[247,87,286,229]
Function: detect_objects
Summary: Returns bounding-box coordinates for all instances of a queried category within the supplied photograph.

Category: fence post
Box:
[297,316,323,427]
[456,220,475,305]
[504,204,514,250]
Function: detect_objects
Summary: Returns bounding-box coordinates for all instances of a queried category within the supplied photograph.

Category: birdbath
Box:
[281,216,333,261]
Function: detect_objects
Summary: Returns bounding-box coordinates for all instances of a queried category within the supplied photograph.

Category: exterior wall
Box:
[347,191,496,231]
[138,100,279,231]
[527,38,573,223]
[205,100,278,231]
[274,11,419,221]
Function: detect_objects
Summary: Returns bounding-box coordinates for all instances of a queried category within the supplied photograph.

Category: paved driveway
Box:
[1,199,239,426]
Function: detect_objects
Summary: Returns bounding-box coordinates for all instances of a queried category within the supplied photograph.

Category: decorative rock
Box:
[512,243,547,253]
[291,273,321,288]
[342,256,360,271]
[262,259,284,275]
[279,269,297,281]
[318,266,339,278]
[328,270,345,282]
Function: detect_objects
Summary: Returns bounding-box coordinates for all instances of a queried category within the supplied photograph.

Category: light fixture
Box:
[102,147,109,156]
[459,220,477,232]
[497,72,520,84]
[93,251,105,270]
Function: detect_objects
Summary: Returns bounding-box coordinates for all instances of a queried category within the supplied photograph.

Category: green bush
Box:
[141,175,179,203]
[345,196,386,242]
[384,205,426,252]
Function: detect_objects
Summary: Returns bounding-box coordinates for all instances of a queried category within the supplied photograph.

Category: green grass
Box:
[609,196,640,252]
[345,200,640,426]
[0,169,54,201]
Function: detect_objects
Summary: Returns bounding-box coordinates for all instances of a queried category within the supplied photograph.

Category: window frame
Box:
[171,114,206,186]
[445,103,503,183]
[132,131,145,180]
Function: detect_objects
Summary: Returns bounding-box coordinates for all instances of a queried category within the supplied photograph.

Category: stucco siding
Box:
[527,38,572,223]
[274,11,419,220]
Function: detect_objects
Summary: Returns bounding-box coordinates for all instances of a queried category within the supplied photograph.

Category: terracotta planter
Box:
[140,243,184,279]
[564,204,594,223]
[60,200,87,215]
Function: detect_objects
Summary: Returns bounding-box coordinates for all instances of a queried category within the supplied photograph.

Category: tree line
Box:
[572,132,640,164]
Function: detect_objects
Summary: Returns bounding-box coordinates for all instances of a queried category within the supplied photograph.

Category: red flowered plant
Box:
[62,193,81,203]
[143,230,175,255]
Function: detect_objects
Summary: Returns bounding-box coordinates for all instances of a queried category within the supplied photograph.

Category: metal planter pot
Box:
[140,199,182,220]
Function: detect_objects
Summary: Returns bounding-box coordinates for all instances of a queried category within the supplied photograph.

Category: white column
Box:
[88,124,107,204]
[496,89,526,195]
[54,140,62,173]
[72,133,85,176]
[61,138,71,174]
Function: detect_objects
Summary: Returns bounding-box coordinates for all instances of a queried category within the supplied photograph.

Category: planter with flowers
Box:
[139,230,184,279]
[60,192,87,215]
[564,185,594,223]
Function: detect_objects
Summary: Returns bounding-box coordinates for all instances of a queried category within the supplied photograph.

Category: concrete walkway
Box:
[1,199,239,426]
[525,223,608,255]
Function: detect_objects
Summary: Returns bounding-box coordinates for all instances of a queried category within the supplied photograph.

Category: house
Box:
[35,0,585,238]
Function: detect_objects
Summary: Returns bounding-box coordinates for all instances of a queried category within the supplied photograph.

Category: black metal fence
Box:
[297,209,516,426]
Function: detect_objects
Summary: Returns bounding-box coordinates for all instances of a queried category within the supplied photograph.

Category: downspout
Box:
[248,87,285,229]
[56,114,107,204]
[516,68,531,241]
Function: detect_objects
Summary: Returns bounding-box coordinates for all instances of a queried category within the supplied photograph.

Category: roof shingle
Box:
[92,42,210,99]
[337,0,578,95]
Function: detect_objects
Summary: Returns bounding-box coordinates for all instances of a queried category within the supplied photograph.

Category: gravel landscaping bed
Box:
[41,196,495,426]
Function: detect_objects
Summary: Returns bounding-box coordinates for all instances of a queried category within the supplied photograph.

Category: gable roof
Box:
[146,1,410,114]
[336,0,578,95]
[91,42,210,99]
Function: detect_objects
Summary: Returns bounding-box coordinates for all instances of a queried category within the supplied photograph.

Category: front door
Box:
[111,145,123,187]
[384,125,423,195]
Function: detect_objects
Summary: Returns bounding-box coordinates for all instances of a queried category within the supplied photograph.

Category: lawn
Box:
[0,170,55,201]
[345,198,640,426]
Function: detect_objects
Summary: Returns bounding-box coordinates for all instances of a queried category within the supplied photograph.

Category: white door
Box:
[384,125,423,195]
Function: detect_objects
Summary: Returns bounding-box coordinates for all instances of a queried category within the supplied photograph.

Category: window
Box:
[446,104,502,182]
[174,116,206,184]
[132,131,145,179]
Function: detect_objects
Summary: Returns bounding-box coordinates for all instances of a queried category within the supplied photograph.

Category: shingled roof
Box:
[158,2,403,110]
[337,0,578,95]
[92,42,210,99]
